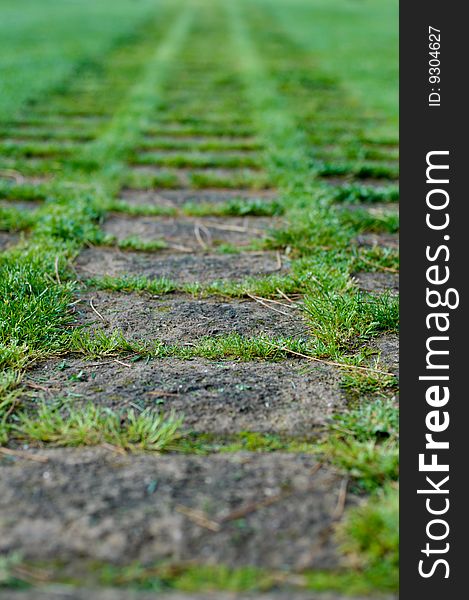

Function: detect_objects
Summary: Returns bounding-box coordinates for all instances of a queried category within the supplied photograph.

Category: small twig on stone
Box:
[331,477,349,521]
[100,442,127,455]
[0,447,49,463]
[268,342,391,375]
[276,251,282,270]
[253,295,294,309]
[0,168,25,183]
[220,463,323,523]
[113,358,133,368]
[246,292,291,316]
[276,288,296,303]
[175,504,221,532]
[194,223,211,249]
[89,298,107,323]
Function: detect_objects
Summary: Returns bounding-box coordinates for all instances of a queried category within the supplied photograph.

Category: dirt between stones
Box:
[119,188,277,208]
[352,272,399,295]
[0,450,353,570]
[25,358,345,434]
[74,248,288,283]
[74,291,309,343]
[1,590,397,600]
[104,215,277,251]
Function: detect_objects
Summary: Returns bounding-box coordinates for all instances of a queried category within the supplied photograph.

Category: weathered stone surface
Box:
[0,199,40,211]
[74,291,309,343]
[75,248,287,283]
[0,231,19,250]
[119,187,277,208]
[355,233,398,250]
[103,215,275,251]
[0,450,353,570]
[373,334,399,377]
[353,272,399,295]
[25,358,345,434]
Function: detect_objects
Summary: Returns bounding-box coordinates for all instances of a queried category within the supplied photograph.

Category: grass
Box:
[323,399,399,492]
[14,403,182,451]
[303,289,399,356]
[67,329,313,362]
[337,484,399,588]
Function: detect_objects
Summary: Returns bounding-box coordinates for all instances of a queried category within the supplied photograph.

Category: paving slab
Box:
[119,188,277,209]
[353,272,399,295]
[0,199,40,211]
[355,233,399,250]
[25,357,345,434]
[75,248,287,283]
[0,450,353,569]
[74,291,309,343]
[373,334,399,377]
[0,231,19,250]
[103,215,275,251]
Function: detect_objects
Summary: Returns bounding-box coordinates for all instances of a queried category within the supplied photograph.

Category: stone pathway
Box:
[0,1,399,597]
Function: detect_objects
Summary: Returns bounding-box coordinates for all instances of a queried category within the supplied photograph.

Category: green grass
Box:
[323,399,399,492]
[303,289,399,356]
[0,0,164,121]
[337,484,399,588]
[14,403,182,451]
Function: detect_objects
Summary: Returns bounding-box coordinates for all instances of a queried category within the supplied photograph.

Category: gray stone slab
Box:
[25,357,345,434]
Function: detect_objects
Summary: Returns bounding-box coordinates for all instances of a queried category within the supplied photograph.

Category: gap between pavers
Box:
[25,357,345,434]
[74,247,288,283]
[0,449,352,570]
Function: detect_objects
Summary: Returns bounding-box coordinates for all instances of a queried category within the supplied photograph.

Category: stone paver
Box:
[119,188,277,208]
[0,231,19,250]
[355,233,398,250]
[75,248,287,283]
[353,272,399,295]
[104,215,276,251]
[25,358,345,434]
[0,450,352,569]
[74,290,309,342]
